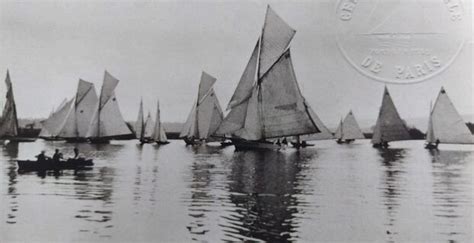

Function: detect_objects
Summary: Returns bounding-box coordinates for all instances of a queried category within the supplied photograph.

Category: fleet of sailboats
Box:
[4,6,474,150]
[335,110,365,144]
[425,87,474,149]
[180,71,224,145]
[371,87,410,148]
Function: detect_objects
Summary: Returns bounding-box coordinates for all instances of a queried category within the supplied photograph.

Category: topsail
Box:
[216,6,322,141]
[39,98,74,138]
[426,87,474,144]
[152,100,168,143]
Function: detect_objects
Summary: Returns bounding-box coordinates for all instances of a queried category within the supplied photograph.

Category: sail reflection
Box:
[377,148,406,240]
[222,150,314,242]
[2,142,19,225]
[429,150,472,242]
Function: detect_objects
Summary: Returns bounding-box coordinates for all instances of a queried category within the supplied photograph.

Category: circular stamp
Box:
[335,0,466,84]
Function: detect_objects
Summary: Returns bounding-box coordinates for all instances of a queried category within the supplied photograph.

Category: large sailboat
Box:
[215,6,322,150]
[179,71,224,145]
[152,100,169,145]
[425,87,474,149]
[335,110,365,144]
[371,87,410,148]
[86,71,134,143]
[39,98,74,140]
[57,79,98,142]
[0,70,19,140]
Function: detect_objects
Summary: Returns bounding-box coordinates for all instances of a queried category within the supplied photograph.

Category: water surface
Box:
[1,140,472,242]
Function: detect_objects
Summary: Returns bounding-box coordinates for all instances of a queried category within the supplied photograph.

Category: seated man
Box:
[52,149,63,163]
[36,150,47,162]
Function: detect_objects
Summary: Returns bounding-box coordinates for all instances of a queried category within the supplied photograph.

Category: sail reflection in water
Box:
[222,150,315,242]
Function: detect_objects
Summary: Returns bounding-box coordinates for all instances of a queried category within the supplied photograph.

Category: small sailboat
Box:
[335,110,365,144]
[0,70,19,140]
[371,87,410,148]
[39,98,74,140]
[57,79,99,142]
[179,71,224,145]
[425,87,474,149]
[86,71,134,143]
[152,100,169,145]
[215,6,322,150]
[134,99,152,144]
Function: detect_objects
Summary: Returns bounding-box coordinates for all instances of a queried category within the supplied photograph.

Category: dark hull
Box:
[88,137,110,144]
[220,141,233,147]
[425,143,438,150]
[17,158,94,171]
[336,139,355,144]
[290,142,314,148]
[8,137,37,143]
[40,137,64,141]
[64,137,89,143]
[372,143,390,149]
[231,138,280,151]
[156,141,170,145]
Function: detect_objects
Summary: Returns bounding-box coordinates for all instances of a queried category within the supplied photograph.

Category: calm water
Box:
[1,139,472,242]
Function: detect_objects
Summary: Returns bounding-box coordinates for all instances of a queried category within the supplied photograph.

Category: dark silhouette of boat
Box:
[17,158,94,171]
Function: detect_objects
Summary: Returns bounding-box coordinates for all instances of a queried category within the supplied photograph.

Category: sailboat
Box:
[215,6,322,150]
[39,98,74,140]
[179,71,224,145]
[86,71,134,143]
[134,99,153,144]
[152,100,169,145]
[371,87,410,148]
[425,87,474,149]
[57,79,98,142]
[0,70,19,140]
[335,110,365,144]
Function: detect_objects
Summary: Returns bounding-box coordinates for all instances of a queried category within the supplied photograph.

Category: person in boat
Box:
[301,141,307,147]
[282,137,288,145]
[36,150,47,162]
[73,147,80,159]
[52,149,63,163]
[434,139,440,149]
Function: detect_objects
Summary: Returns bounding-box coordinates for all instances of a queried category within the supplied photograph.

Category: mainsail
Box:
[0,70,18,138]
[216,6,322,140]
[426,87,474,144]
[134,99,145,139]
[152,100,168,142]
[179,71,224,140]
[58,79,98,139]
[86,71,133,139]
[39,98,74,138]
[371,87,410,144]
[335,111,365,140]
[143,112,154,138]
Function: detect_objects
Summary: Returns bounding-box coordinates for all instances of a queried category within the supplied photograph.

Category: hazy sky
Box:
[0,0,472,129]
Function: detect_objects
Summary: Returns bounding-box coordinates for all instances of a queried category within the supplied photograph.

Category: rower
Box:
[52,149,62,163]
[36,150,47,162]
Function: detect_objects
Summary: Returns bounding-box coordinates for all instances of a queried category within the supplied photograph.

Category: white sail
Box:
[296,106,334,141]
[340,111,365,140]
[335,119,343,139]
[180,72,224,140]
[143,112,154,138]
[134,99,145,139]
[58,79,98,138]
[259,6,296,77]
[179,103,197,138]
[0,70,18,137]
[152,100,168,142]
[39,98,74,137]
[86,71,132,138]
[371,87,410,144]
[427,88,474,144]
[426,102,435,143]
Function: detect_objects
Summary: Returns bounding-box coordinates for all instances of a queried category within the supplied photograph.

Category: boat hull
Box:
[8,137,37,143]
[156,141,170,145]
[40,137,64,141]
[17,158,94,171]
[336,139,355,144]
[290,142,314,148]
[372,143,390,149]
[424,143,438,150]
[64,137,89,143]
[231,138,281,151]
